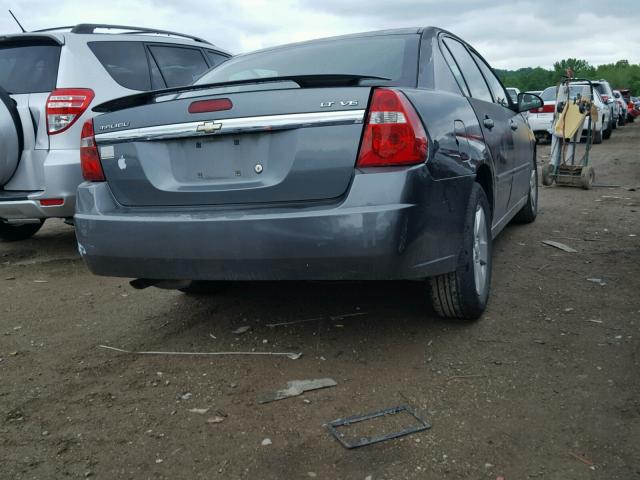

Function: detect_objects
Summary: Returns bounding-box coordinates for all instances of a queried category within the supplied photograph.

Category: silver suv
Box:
[0,24,230,240]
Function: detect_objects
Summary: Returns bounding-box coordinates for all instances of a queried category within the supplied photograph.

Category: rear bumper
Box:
[527,114,553,133]
[75,168,471,281]
[0,149,81,220]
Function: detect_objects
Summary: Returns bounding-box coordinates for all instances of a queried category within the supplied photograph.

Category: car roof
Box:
[0,25,229,53]
[226,27,448,60]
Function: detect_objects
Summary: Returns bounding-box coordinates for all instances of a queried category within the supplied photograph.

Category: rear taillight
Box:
[601,95,609,103]
[80,119,105,182]
[356,88,428,168]
[530,104,555,114]
[46,88,95,135]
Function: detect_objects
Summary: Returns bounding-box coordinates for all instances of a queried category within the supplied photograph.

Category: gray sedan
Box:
[75,27,542,319]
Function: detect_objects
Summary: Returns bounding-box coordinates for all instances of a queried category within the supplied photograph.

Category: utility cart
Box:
[541,77,597,189]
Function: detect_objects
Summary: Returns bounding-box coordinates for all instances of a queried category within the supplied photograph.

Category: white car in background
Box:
[613,90,627,126]
[527,84,609,144]
[526,86,556,143]
[591,79,619,131]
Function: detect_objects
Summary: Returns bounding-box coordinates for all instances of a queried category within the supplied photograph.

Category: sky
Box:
[0,0,638,70]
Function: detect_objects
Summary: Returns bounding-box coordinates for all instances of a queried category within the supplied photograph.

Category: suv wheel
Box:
[428,183,492,320]
[593,123,603,144]
[603,116,612,140]
[0,219,44,242]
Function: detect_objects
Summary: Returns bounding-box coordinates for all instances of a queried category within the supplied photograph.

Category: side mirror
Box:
[517,92,543,113]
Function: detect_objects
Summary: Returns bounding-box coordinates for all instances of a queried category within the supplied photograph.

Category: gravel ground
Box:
[1,122,639,479]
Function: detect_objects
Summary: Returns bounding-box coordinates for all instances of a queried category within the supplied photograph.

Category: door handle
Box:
[509,119,518,131]
[483,116,494,130]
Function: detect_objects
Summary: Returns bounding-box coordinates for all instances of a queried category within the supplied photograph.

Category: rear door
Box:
[441,37,514,223]
[471,50,532,208]
[0,38,60,188]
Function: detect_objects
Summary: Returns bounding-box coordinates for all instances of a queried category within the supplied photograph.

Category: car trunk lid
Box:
[93,84,371,206]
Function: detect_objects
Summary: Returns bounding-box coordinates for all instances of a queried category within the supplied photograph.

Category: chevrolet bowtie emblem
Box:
[196,121,222,133]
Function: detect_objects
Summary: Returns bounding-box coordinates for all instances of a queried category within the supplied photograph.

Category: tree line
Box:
[496,58,640,95]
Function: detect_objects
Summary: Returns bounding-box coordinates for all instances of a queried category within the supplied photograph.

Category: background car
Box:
[528,84,609,144]
[75,27,542,320]
[591,79,619,131]
[527,85,556,143]
[613,89,627,126]
[0,23,230,241]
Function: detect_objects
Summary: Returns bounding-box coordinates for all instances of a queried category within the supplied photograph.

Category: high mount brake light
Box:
[46,88,95,135]
[80,119,105,182]
[188,98,233,113]
[356,88,428,168]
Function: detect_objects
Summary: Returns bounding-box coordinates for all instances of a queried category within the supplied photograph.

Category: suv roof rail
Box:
[32,23,212,45]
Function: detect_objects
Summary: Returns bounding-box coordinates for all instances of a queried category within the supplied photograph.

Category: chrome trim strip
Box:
[94,110,366,144]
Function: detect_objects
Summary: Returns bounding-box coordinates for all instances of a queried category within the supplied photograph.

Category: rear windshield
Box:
[0,43,60,94]
[540,86,556,101]
[196,35,419,86]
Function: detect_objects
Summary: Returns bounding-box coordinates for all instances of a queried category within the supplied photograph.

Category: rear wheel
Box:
[618,111,626,126]
[513,159,538,223]
[593,123,603,144]
[603,116,612,139]
[0,220,44,242]
[428,183,492,320]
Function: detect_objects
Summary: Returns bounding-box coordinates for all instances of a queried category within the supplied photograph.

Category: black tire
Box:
[603,116,612,140]
[593,124,603,144]
[179,281,227,295]
[580,165,595,190]
[513,156,538,224]
[618,112,626,126]
[0,219,44,242]
[541,163,554,186]
[427,183,492,320]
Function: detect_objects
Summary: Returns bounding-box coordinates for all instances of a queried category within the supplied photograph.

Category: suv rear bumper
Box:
[75,169,470,281]
[0,149,81,220]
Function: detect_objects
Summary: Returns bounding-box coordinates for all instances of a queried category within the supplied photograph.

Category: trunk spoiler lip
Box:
[92,74,391,113]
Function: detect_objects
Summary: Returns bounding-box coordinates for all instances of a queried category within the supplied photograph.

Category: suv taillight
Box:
[80,119,105,182]
[46,88,95,135]
[601,94,609,103]
[356,88,428,168]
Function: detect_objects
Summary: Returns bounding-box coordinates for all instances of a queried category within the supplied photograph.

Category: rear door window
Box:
[471,51,510,107]
[89,41,151,91]
[148,46,209,87]
[440,42,470,96]
[443,38,493,103]
[0,43,60,94]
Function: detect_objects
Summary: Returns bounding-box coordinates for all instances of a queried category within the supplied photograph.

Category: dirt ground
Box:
[1,123,639,480]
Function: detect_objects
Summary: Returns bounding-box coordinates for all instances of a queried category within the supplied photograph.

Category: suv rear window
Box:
[197,35,419,86]
[0,43,60,94]
[89,41,151,91]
